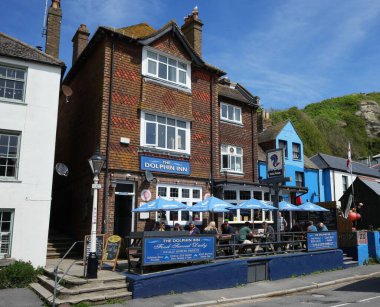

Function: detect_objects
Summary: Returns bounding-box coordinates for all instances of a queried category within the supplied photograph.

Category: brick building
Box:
[51,8,260,239]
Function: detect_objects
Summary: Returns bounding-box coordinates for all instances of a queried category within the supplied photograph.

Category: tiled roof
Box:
[218,80,259,106]
[118,23,156,38]
[0,32,64,67]
[258,122,287,144]
[100,21,225,75]
[258,145,266,162]
[360,177,380,196]
[310,153,380,178]
[304,156,319,170]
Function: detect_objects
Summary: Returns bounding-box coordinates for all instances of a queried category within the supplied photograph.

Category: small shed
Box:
[340,177,380,229]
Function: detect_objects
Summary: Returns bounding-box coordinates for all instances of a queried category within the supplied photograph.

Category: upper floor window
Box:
[0,65,26,103]
[279,140,288,158]
[295,171,304,187]
[0,131,20,179]
[142,47,191,89]
[292,143,301,160]
[342,175,348,192]
[141,112,190,154]
[220,103,242,124]
[221,145,243,173]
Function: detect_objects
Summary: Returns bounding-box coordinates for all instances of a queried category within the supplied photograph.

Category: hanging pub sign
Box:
[267,148,285,178]
[141,156,190,175]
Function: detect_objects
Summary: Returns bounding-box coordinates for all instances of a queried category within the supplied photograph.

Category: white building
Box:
[0,32,64,266]
[310,153,380,202]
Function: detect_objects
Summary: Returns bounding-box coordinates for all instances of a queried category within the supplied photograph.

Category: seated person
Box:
[306,221,318,232]
[221,219,235,235]
[238,222,252,243]
[151,221,160,231]
[317,222,328,232]
[203,221,219,235]
[159,222,167,231]
[188,222,200,235]
[173,223,184,231]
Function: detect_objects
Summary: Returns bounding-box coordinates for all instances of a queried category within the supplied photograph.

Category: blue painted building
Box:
[258,121,324,204]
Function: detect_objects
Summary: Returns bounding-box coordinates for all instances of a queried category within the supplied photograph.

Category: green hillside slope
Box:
[269,93,380,159]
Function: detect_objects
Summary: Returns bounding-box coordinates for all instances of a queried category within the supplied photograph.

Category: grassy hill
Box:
[269,93,380,159]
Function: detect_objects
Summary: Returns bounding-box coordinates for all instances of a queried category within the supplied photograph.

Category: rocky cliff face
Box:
[355,100,380,138]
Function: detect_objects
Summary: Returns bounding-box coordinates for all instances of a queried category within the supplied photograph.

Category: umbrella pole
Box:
[290,211,293,230]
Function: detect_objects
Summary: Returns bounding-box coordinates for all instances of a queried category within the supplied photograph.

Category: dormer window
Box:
[220,102,242,125]
[142,47,191,89]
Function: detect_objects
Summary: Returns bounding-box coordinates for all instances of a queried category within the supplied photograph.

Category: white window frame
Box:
[220,102,242,125]
[221,144,243,174]
[342,175,348,192]
[0,64,27,103]
[0,131,21,180]
[279,140,288,158]
[295,171,304,187]
[156,184,202,226]
[140,111,191,154]
[142,46,191,90]
[292,143,301,160]
[0,210,14,258]
[223,188,273,224]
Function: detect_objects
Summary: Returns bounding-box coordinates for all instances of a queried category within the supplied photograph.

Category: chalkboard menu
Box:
[100,235,122,271]
[83,235,105,260]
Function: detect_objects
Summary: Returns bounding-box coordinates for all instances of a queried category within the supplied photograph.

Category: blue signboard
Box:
[307,231,338,252]
[143,236,215,265]
[141,156,191,175]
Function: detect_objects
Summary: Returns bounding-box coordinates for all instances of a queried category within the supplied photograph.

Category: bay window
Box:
[141,112,190,154]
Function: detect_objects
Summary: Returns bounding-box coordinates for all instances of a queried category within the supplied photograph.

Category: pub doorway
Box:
[114,183,135,238]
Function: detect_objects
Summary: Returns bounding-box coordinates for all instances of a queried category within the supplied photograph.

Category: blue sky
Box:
[1,0,380,109]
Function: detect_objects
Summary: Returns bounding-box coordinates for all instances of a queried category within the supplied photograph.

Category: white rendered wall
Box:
[0,56,61,267]
[330,170,356,201]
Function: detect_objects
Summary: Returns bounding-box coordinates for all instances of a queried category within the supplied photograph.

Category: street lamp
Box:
[86,149,105,279]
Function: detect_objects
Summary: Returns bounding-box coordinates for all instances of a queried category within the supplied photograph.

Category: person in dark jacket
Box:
[188,222,200,235]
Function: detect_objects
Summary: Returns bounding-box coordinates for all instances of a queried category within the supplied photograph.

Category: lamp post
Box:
[86,149,105,279]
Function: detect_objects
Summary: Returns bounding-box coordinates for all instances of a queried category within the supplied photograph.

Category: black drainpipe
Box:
[210,75,214,194]
[251,108,255,182]
[102,36,115,234]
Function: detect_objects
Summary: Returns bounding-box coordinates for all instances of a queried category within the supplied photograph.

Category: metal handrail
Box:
[52,240,83,307]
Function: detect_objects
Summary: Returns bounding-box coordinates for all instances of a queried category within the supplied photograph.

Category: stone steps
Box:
[343,253,358,268]
[30,282,131,306]
[30,266,131,306]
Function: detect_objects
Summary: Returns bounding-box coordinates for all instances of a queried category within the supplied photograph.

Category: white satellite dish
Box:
[144,170,155,183]
[55,163,69,176]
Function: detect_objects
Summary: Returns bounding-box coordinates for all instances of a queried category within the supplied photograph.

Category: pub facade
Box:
[51,8,261,240]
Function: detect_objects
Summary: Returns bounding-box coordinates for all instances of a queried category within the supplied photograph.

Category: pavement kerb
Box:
[175,271,380,307]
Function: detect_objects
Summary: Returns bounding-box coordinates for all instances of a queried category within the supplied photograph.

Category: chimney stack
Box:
[45,0,62,58]
[72,24,90,65]
[181,6,203,57]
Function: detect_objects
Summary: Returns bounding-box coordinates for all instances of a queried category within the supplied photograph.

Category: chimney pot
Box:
[181,7,203,57]
[72,24,90,65]
[45,0,62,58]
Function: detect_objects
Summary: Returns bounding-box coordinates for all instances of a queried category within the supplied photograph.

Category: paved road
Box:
[0,288,43,307]
[217,277,380,307]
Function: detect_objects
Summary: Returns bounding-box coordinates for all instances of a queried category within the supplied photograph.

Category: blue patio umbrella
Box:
[236,198,276,210]
[278,201,303,211]
[190,196,234,212]
[132,197,188,212]
[298,201,329,212]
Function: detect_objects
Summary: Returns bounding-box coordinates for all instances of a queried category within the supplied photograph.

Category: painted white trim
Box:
[220,102,243,125]
[142,46,191,90]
